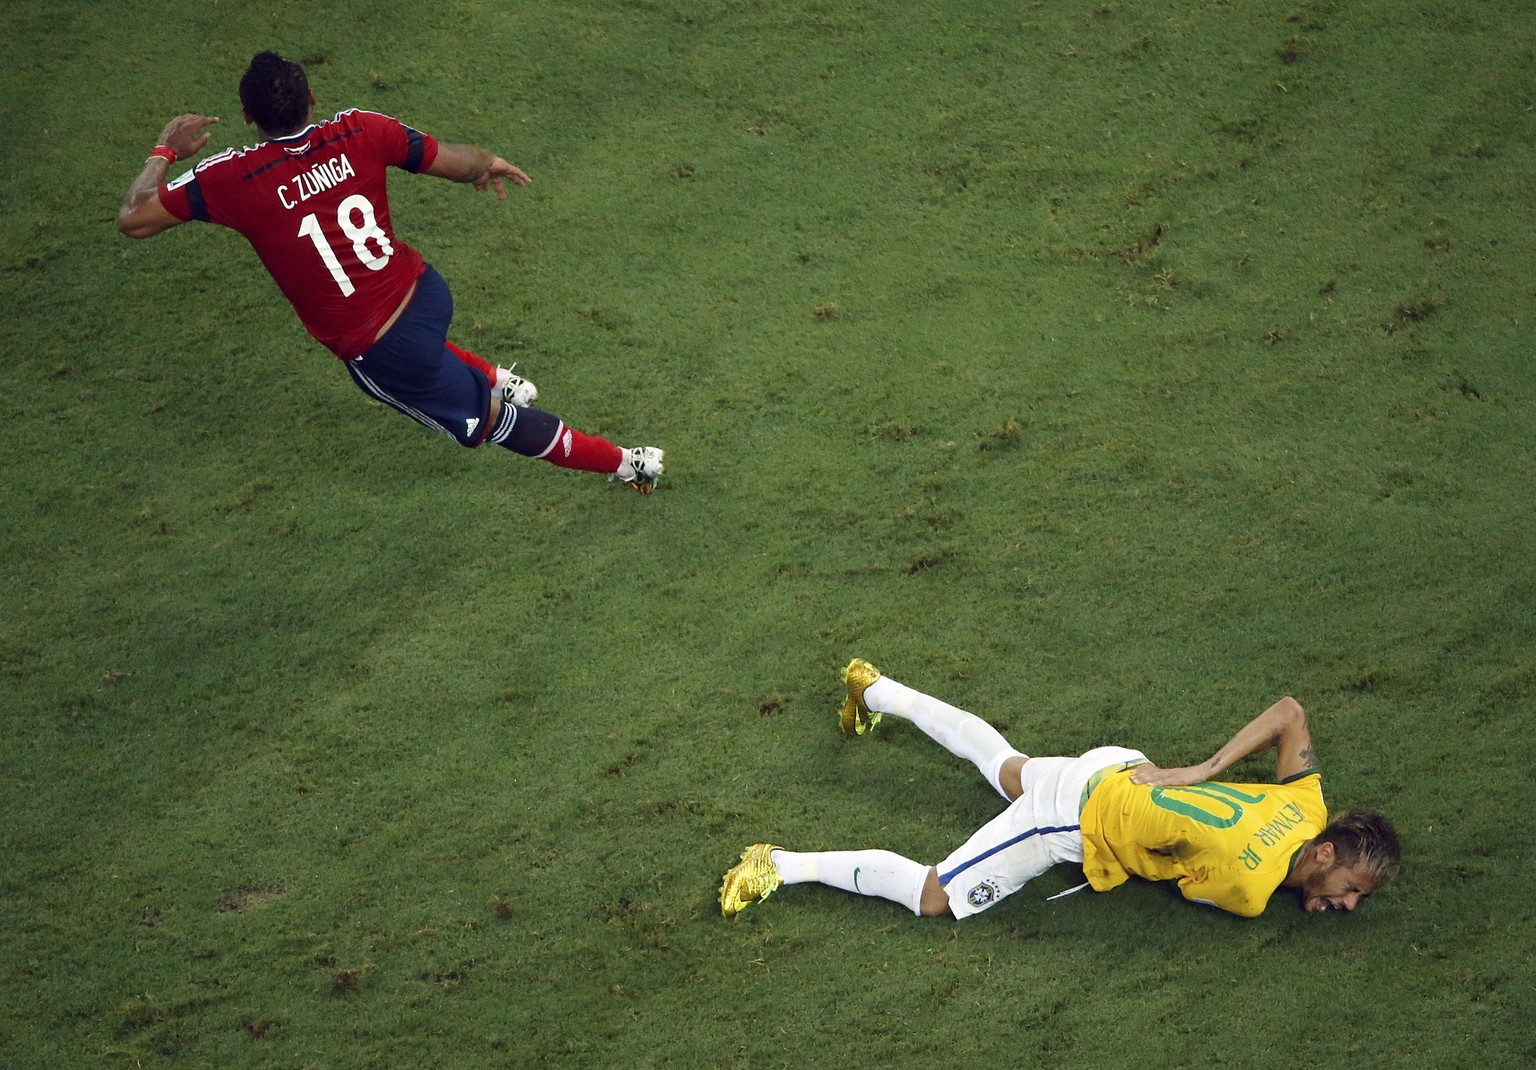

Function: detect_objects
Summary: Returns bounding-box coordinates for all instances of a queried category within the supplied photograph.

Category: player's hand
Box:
[1129,763,1215,788]
[475,156,531,199]
[156,114,220,161]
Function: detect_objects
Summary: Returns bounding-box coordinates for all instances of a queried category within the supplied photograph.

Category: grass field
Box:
[3,0,1534,1066]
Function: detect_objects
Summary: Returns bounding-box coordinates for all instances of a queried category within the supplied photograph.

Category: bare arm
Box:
[422,143,530,199]
[1130,696,1318,787]
[118,114,220,238]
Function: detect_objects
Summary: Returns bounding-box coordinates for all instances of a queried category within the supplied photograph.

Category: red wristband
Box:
[147,145,178,164]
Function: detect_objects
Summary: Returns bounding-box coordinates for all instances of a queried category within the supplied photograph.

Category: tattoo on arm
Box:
[1298,745,1318,769]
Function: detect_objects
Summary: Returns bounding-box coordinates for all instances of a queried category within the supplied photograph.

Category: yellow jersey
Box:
[1079,768,1327,918]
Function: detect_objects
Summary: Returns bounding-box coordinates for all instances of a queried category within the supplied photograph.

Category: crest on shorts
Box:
[967,881,999,907]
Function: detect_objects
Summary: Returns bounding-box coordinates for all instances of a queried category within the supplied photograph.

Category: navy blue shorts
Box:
[346,264,492,447]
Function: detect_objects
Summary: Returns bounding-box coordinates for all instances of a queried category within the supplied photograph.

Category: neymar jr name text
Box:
[1236,801,1310,871]
[277,154,356,210]
[1254,802,1308,849]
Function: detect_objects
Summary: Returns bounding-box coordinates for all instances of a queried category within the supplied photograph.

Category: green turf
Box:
[3,0,1534,1066]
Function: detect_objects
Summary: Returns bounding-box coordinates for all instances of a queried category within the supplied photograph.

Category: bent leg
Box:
[863,674,1026,800]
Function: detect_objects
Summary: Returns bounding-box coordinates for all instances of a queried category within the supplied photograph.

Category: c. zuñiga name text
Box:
[278,154,356,209]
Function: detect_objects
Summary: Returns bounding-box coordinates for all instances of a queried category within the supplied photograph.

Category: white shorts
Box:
[936,745,1148,918]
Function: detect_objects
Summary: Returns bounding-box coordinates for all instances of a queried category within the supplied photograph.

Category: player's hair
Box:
[240,51,310,135]
[1318,810,1401,887]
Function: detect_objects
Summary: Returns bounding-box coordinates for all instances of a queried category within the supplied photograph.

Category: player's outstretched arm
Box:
[1130,696,1318,787]
[118,113,219,238]
[423,143,530,199]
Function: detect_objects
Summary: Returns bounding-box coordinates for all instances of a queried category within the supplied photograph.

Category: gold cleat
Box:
[839,658,883,737]
[719,843,783,918]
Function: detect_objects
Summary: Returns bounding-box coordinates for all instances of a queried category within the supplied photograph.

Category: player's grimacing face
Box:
[1301,862,1375,913]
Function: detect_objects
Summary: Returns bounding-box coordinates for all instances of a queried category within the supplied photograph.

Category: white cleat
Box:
[613,446,664,494]
[497,364,539,408]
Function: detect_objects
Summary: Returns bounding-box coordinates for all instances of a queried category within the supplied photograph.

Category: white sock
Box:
[865,675,1025,799]
[772,849,930,916]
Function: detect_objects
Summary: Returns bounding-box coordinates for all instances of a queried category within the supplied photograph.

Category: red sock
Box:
[542,423,624,474]
[445,339,497,381]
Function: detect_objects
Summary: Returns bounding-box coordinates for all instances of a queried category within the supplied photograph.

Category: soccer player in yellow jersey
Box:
[720,659,1400,920]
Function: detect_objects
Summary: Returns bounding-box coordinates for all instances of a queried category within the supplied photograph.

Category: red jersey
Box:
[158,109,441,358]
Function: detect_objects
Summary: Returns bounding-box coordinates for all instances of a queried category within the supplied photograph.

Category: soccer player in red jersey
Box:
[118,52,663,492]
